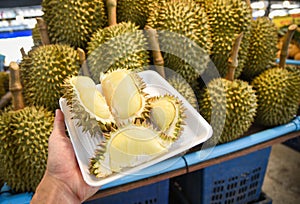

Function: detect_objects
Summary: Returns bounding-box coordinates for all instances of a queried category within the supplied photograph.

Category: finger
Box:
[50,109,66,141]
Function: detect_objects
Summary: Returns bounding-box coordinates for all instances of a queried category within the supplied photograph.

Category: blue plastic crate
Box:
[172,147,271,204]
[0,55,5,71]
[250,192,272,204]
[84,179,169,204]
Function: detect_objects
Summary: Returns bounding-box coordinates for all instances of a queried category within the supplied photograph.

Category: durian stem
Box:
[144,26,165,78]
[9,62,24,111]
[36,17,50,45]
[0,92,12,109]
[106,0,117,26]
[20,47,27,58]
[279,24,298,69]
[77,48,90,77]
[226,33,244,82]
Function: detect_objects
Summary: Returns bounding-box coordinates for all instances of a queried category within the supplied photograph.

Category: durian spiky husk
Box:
[0,106,54,192]
[20,44,81,111]
[87,21,149,84]
[148,94,185,142]
[42,0,107,48]
[146,0,212,85]
[199,78,257,144]
[100,68,150,125]
[31,23,42,50]
[251,67,300,126]
[205,0,251,78]
[63,76,116,135]
[241,17,278,81]
[89,123,167,178]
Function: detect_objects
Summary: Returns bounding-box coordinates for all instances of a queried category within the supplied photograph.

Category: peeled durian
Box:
[146,0,212,85]
[20,44,81,111]
[148,94,185,142]
[205,0,251,78]
[42,0,107,48]
[63,76,116,135]
[199,33,257,144]
[89,122,168,178]
[0,62,54,192]
[100,69,150,125]
[251,25,300,126]
[242,17,278,81]
[87,22,150,83]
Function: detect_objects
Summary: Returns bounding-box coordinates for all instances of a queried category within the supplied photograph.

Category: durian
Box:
[20,44,81,111]
[31,23,42,50]
[205,0,251,78]
[87,21,150,83]
[100,69,150,125]
[63,76,116,135]
[148,94,185,142]
[0,72,9,98]
[199,33,257,144]
[89,122,168,178]
[242,17,278,81]
[0,62,54,192]
[42,0,107,48]
[251,25,300,126]
[146,0,212,85]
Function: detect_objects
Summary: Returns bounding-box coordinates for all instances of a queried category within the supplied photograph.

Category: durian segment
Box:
[63,76,116,135]
[20,44,81,111]
[89,123,167,178]
[242,17,278,81]
[87,22,149,83]
[199,78,257,144]
[42,0,107,48]
[0,106,54,192]
[251,67,300,126]
[148,95,186,142]
[147,0,212,85]
[100,69,149,124]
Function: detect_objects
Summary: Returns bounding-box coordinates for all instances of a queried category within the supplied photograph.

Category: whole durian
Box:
[199,34,257,144]
[205,0,251,78]
[146,0,212,85]
[42,0,107,48]
[87,21,150,83]
[251,25,300,126]
[20,44,81,111]
[0,62,54,192]
[242,17,278,81]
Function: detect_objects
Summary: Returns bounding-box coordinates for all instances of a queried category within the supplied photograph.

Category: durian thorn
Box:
[279,24,298,69]
[36,17,50,45]
[77,48,90,77]
[226,32,244,81]
[9,62,24,111]
[20,47,27,58]
[106,0,117,26]
[144,25,165,79]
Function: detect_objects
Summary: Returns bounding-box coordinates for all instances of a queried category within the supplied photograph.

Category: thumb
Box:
[52,109,66,136]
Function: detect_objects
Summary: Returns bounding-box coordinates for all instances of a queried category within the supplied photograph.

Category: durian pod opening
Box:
[77,48,90,77]
[144,25,165,78]
[9,62,24,111]
[36,17,50,45]
[225,33,244,82]
[279,24,298,69]
[106,0,117,26]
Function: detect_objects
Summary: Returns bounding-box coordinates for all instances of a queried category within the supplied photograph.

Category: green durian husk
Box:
[251,67,300,126]
[206,0,252,79]
[199,78,257,144]
[241,17,278,81]
[0,106,54,192]
[146,0,212,85]
[42,0,107,48]
[87,22,150,84]
[20,44,81,111]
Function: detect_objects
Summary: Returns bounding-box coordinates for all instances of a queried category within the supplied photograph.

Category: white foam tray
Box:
[59,70,212,187]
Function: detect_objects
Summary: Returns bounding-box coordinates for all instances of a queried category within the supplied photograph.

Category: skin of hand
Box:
[31,109,99,204]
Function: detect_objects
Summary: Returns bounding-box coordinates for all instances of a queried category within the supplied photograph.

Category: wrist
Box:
[31,171,81,204]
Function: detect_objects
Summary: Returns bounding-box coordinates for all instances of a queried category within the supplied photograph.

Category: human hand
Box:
[31,109,99,204]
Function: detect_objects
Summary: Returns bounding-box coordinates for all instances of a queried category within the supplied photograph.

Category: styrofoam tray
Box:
[59,70,212,187]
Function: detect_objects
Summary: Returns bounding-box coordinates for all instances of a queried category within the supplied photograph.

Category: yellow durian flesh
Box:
[70,76,112,120]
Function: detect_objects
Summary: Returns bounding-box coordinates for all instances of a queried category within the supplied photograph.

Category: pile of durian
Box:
[0,0,299,192]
